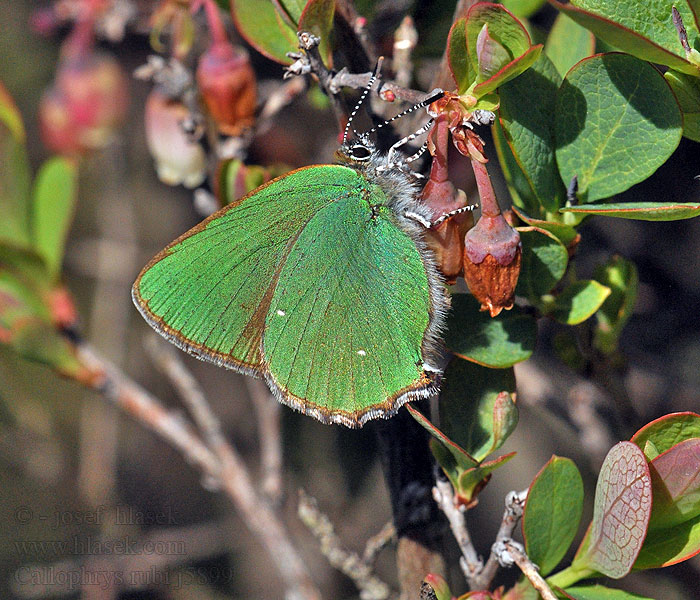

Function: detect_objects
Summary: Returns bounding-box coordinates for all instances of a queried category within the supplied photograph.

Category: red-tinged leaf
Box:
[476,24,512,80]
[457,452,516,501]
[406,404,479,471]
[523,456,584,575]
[511,207,578,247]
[647,438,700,530]
[549,1,700,75]
[298,0,335,66]
[231,0,298,64]
[573,442,652,578]
[561,202,700,221]
[473,45,543,98]
[448,18,471,93]
[633,511,700,568]
[423,574,452,600]
[631,412,700,457]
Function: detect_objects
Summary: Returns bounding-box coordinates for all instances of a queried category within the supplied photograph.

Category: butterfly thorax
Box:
[334,139,433,228]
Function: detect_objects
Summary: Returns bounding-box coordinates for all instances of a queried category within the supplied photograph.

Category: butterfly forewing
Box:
[133,165,359,370]
[264,185,433,425]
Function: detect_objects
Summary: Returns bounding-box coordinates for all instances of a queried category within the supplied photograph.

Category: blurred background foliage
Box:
[1,1,699,599]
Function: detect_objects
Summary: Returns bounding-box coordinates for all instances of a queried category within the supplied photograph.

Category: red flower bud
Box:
[463,157,521,317]
[145,90,207,188]
[39,52,128,155]
[196,43,256,136]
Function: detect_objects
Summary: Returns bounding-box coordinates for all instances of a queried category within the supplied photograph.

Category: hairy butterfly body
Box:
[133,99,458,427]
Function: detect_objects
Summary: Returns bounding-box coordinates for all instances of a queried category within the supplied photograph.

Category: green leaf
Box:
[448,18,470,93]
[500,0,548,19]
[515,227,569,299]
[550,280,611,325]
[297,0,335,66]
[457,452,516,500]
[0,269,82,378]
[573,442,652,578]
[550,1,700,75]
[631,412,700,455]
[562,585,653,599]
[511,206,579,246]
[633,511,700,568]
[664,70,700,142]
[445,293,536,368]
[0,120,31,249]
[646,438,700,530]
[561,202,700,221]
[523,456,584,576]
[498,53,567,213]
[438,358,518,463]
[555,53,683,202]
[545,12,596,77]
[493,117,542,217]
[0,81,25,143]
[423,574,452,600]
[31,157,78,281]
[593,256,638,354]
[217,158,284,205]
[231,0,298,64]
[278,0,305,23]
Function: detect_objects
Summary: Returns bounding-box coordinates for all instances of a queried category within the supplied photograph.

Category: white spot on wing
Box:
[357,350,367,356]
[276,309,286,316]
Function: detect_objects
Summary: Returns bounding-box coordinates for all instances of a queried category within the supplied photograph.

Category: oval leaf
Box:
[523,456,584,575]
[438,358,518,463]
[631,412,700,456]
[561,202,700,221]
[551,280,611,325]
[231,0,298,64]
[32,157,78,281]
[473,45,543,97]
[448,18,471,93]
[298,0,335,66]
[647,438,700,530]
[665,70,700,142]
[555,53,683,202]
[633,511,700,568]
[0,118,31,249]
[575,442,652,578]
[445,293,537,368]
[545,12,596,78]
[498,53,566,213]
[515,227,569,299]
[562,585,654,599]
[550,1,700,74]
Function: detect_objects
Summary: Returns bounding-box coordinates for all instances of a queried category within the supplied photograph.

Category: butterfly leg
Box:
[385,119,434,167]
[404,204,478,229]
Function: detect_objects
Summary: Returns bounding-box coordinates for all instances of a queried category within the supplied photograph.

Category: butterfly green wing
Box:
[263,189,438,427]
[133,164,440,427]
[133,165,362,372]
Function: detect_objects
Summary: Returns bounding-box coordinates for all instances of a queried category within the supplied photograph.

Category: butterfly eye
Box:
[349,144,372,161]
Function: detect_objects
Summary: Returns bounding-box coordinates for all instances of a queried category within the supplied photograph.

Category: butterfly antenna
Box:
[362,89,444,138]
[343,59,383,144]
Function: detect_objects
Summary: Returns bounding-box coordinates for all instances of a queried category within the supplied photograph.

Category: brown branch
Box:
[473,489,528,589]
[431,476,482,585]
[76,342,321,600]
[497,539,558,600]
[298,489,392,600]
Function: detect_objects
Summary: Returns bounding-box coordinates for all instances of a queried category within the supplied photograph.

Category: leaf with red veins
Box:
[577,442,652,578]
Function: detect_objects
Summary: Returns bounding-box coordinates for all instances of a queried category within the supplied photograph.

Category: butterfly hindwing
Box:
[133,165,361,371]
[263,184,434,426]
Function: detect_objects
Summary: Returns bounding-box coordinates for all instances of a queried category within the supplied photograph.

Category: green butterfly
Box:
[133,91,472,427]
